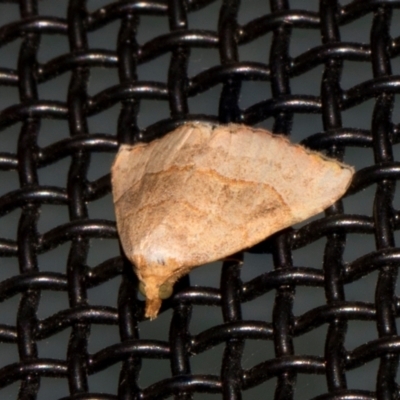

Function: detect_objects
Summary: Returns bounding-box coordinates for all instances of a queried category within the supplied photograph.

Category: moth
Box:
[111,122,354,319]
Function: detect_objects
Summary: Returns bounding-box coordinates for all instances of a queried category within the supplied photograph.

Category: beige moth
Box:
[111,122,354,319]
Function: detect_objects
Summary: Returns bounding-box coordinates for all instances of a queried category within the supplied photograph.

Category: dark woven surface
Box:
[0,0,399,399]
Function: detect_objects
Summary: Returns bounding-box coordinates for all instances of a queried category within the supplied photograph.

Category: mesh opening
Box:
[0,1,399,399]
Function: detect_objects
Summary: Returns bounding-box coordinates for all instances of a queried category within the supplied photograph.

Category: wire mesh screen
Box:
[0,0,399,399]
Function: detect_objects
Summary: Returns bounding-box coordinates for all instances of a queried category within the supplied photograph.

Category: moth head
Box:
[138,280,174,319]
[139,281,173,299]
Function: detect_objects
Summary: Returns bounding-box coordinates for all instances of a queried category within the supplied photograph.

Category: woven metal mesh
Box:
[0,0,399,399]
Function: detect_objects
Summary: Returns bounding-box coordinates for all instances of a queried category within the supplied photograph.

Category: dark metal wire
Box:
[0,0,399,399]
